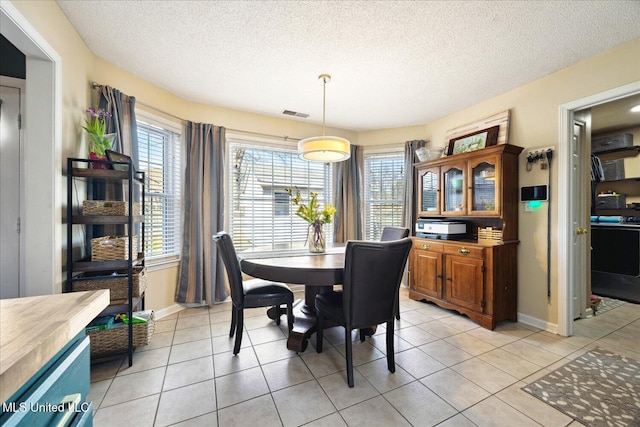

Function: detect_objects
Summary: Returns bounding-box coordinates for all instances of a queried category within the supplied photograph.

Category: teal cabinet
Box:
[0,334,92,426]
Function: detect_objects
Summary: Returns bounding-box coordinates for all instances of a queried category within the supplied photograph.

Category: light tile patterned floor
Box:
[89,288,640,427]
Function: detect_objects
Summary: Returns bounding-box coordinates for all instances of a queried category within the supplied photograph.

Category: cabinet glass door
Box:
[469,158,499,215]
[419,168,439,214]
[470,161,497,213]
[443,166,464,214]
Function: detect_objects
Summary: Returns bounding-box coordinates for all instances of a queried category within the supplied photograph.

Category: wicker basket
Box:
[87,311,155,355]
[91,235,139,261]
[83,200,141,216]
[478,227,503,245]
[72,267,147,301]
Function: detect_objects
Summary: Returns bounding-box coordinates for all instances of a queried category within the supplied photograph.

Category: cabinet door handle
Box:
[437,274,443,279]
[446,277,452,281]
[422,244,430,250]
[53,393,82,427]
[458,247,470,254]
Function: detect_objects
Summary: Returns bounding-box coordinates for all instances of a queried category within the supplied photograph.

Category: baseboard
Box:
[517,312,558,334]
[154,303,185,320]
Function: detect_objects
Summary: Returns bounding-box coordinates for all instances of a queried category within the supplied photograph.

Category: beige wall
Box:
[360,39,640,326]
[10,1,640,327]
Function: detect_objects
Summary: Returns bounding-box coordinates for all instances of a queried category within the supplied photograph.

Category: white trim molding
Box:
[517,312,558,334]
[1,0,63,296]
[557,81,640,336]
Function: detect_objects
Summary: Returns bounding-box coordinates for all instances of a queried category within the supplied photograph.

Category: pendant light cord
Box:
[320,74,330,138]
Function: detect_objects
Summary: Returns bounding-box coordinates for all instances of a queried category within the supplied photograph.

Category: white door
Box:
[0,77,24,299]
[571,116,589,319]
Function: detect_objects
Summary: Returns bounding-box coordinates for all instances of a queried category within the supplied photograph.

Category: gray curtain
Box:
[334,144,363,243]
[403,140,427,230]
[99,86,139,165]
[95,86,139,237]
[176,122,228,305]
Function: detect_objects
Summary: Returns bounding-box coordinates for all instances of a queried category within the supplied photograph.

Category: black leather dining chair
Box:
[380,226,410,320]
[315,238,412,387]
[212,231,294,355]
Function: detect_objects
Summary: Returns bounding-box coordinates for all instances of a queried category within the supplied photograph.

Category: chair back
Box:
[212,231,244,306]
[342,239,412,328]
[380,226,410,241]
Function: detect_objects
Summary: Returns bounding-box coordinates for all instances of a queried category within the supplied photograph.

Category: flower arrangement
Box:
[83,107,113,156]
[285,187,336,252]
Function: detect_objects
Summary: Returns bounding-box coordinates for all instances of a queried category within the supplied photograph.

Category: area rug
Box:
[588,295,627,317]
[522,348,640,427]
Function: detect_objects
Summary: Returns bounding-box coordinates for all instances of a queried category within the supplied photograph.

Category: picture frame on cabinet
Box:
[105,150,134,172]
[447,125,500,155]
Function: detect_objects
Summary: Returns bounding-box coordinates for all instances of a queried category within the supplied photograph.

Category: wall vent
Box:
[281,109,309,118]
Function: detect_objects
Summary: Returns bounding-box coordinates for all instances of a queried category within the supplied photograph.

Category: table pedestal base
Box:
[266,298,325,353]
[267,301,378,353]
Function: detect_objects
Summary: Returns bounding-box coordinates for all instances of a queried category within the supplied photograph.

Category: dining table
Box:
[238,242,346,352]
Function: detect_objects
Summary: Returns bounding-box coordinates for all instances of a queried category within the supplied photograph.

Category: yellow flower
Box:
[285,187,335,225]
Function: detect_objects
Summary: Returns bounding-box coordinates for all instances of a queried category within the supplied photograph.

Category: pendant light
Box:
[298,74,351,162]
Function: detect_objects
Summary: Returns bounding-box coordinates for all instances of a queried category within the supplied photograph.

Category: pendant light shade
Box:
[298,74,351,162]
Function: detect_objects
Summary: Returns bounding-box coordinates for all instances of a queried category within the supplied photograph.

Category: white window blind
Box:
[227,139,334,252]
[137,120,182,260]
[363,150,405,240]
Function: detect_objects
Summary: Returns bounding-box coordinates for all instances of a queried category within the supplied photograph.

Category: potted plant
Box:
[83,107,115,169]
[286,187,336,253]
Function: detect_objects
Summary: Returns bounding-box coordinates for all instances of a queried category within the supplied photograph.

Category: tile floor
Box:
[88,287,640,427]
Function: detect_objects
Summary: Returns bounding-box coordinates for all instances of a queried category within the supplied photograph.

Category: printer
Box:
[415,219,467,240]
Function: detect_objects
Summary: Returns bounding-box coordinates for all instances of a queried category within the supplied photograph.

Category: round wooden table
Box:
[239,243,345,352]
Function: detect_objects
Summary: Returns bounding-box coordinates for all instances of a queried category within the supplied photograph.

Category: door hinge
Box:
[16,217,21,234]
[481,265,486,273]
[481,300,486,308]
[18,113,22,129]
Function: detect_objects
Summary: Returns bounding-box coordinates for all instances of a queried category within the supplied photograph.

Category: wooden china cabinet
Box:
[409,144,523,330]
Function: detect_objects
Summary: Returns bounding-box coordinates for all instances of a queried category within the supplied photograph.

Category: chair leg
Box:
[229,307,237,337]
[286,301,294,332]
[346,327,354,387]
[274,305,281,326]
[395,297,401,320]
[233,309,244,355]
[316,308,324,353]
[359,328,366,342]
[386,320,395,373]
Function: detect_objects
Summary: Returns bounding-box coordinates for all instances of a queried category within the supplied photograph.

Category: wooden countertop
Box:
[0,290,109,403]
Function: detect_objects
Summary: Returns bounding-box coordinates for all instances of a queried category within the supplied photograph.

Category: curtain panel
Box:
[334,144,363,243]
[98,86,139,165]
[95,86,139,236]
[403,140,427,230]
[176,122,228,305]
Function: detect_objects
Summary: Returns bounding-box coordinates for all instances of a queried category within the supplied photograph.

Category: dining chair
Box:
[315,238,412,387]
[212,231,294,355]
[380,226,410,320]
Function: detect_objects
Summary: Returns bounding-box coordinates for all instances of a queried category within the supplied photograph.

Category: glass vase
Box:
[307,222,326,253]
[89,151,109,169]
[88,133,117,169]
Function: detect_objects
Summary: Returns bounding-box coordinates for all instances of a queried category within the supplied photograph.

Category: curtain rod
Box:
[91,81,300,142]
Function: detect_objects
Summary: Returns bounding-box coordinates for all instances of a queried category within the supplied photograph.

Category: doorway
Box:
[1,2,62,295]
[558,81,640,336]
[0,76,25,298]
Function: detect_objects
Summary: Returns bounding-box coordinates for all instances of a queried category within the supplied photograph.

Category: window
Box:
[136,116,182,261]
[363,150,405,240]
[227,138,334,252]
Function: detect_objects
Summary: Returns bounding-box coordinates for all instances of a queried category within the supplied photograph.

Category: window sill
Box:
[146,256,180,272]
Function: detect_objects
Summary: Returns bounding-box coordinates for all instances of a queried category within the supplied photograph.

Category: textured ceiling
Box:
[56,0,640,132]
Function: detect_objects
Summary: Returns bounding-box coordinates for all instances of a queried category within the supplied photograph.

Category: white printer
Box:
[415,219,467,239]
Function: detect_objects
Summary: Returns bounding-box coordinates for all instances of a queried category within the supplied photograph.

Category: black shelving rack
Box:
[65,157,146,367]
